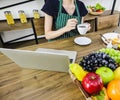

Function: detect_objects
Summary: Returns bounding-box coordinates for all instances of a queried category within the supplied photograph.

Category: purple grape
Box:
[79,52,117,71]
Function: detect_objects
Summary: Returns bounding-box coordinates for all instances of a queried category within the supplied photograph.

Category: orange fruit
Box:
[107,79,120,100]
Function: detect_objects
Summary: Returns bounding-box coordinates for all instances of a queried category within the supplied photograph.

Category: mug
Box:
[77,23,89,35]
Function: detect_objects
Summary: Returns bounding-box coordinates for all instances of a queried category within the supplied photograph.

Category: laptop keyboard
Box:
[70,59,73,63]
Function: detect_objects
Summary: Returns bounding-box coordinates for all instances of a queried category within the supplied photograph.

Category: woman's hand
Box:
[64,18,78,32]
[83,22,91,31]
[86,23,91,31]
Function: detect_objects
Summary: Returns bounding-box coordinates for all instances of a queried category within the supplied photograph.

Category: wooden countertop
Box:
[0,27,120,100]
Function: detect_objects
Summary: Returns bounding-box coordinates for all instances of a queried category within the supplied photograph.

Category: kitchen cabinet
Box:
[97,13,119,30]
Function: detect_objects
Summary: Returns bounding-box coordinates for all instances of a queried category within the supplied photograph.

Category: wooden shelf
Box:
[0,18,39,47]
[0,19,32,32]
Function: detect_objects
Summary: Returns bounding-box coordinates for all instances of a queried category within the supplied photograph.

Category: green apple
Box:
[69,63,88,81]
[114,67,120,79]
[96,67,114,85]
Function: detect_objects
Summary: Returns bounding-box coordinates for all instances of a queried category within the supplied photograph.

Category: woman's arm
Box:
[44,13,78,40]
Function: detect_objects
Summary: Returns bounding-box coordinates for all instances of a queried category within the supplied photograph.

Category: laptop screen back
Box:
[0,48,72,72]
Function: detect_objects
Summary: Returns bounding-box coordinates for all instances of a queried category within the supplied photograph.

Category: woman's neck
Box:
[63,0,74,5]
[62,0,75,15]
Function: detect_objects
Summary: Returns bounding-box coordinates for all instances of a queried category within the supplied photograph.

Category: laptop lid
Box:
[0,48,74,72]
[36,48,77,63]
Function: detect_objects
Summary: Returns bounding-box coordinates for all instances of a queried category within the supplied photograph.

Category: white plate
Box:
[101,33,120,44]
[74,37,92,45]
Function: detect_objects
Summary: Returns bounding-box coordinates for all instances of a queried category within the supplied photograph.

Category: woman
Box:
[41,0,88,41]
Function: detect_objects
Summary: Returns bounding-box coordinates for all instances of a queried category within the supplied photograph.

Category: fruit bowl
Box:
[69,48,120,100]
[88,10,104,16]
[87,3,105,16]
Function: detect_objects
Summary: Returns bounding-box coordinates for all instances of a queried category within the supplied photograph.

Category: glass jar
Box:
[4,11,15,25]
[18,10,27,23]
[33,9,40,19]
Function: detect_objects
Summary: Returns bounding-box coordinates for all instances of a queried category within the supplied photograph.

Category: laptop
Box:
[0,48,77,72]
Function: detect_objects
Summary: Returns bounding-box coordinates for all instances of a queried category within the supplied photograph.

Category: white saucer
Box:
[74,37,92,45]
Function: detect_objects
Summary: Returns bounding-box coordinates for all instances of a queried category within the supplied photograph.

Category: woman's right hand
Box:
[64,18,78,32]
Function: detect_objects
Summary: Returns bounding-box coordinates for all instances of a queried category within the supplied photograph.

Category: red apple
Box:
[82,72,103,95]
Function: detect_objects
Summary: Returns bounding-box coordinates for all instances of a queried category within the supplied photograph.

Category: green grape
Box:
[99,48,120,64]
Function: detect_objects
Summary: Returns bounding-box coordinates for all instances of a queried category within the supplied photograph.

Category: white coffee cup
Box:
[77,23,89,35]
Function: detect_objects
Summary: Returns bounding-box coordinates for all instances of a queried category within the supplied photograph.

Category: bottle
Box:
[4,11,15,25]
[33,9,40,19]
[18,10,27,23]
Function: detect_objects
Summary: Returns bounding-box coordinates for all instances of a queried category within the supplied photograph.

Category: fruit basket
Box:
[69,48,120,100]
[69,69,92,100]
[69,69,109,100]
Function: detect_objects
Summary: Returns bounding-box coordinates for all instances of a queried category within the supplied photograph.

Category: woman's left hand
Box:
[85,22,91,31]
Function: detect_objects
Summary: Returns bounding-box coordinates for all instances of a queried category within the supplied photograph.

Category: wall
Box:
[0,0,45,20]
[0,0,119,43]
